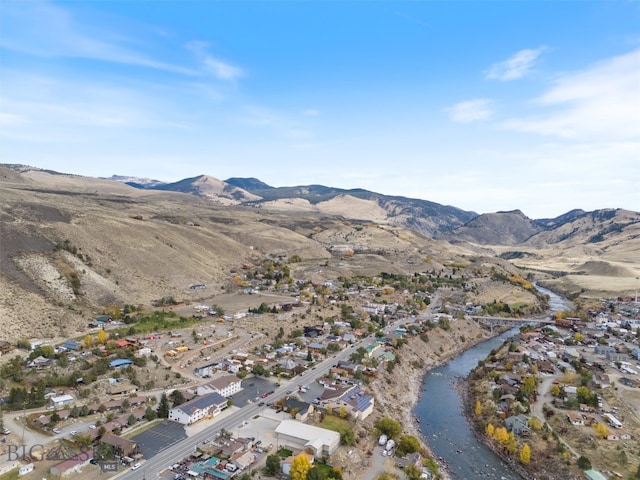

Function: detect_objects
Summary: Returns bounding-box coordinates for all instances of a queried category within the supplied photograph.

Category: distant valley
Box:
[1,164,639,343]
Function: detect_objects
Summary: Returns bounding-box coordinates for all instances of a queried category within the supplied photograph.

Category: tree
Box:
[375,417,402,439]
[506,431,518,454]
[474,400,482,416]
[97,329,108,344]
[290,453,312,480]
[404,464,423,480]
[308,468,326,480]
[593,422,608,438]
[493,427,509,445]
[169,390,186,407]
[396,435,421,456]
[265,454,281,475]
[485,423,495,437]
[521,376,537,396]
[577,456,592,470]
[144,406,156,421]
[519,444,531,465]
[157,393,170,418]
[127,414,136,426]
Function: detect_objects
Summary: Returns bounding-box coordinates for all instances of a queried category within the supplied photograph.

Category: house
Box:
[109,359,133,369]
[196,374,242,398]
[99,433,138,458]
[631,347,640,361]
[583,469,608,480]
[108,381,138,396]
[395,452,422,469]
[336,385,375,420]
[219,439,246,458]
[168,392,228,425]
[230,450,255,471]
[274,420,340,458]
[62,340,81,351]
[50,394,74,409]
[27,356,52,369]
[283,398,314,422]
[566,412,584,426]
[49,450,94,477]
[504,415,530,436]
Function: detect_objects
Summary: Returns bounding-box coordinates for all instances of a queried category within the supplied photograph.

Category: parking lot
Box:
[232,377,279,407]
[131,421,187,459]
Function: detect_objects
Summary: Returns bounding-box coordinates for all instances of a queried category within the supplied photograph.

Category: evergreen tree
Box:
[157,393,170,418]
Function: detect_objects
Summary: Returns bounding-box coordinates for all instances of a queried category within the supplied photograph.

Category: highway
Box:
[114,341,368,480]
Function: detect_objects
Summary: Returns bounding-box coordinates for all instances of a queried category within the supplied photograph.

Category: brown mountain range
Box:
[1,165,638,342]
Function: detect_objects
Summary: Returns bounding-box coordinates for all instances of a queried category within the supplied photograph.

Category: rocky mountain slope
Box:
[1,164,638,343]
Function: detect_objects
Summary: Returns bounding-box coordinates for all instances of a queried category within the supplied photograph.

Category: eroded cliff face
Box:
[344,319,495,479]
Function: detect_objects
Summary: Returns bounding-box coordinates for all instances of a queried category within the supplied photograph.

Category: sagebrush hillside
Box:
[1,164,638,343]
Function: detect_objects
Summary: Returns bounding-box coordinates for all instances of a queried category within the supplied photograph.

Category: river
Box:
[414,286,572,480]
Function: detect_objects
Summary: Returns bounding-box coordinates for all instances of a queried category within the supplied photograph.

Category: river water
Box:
[414,286,573,480]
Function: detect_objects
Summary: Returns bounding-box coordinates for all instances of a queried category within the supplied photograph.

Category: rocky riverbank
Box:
[358,318,502,479]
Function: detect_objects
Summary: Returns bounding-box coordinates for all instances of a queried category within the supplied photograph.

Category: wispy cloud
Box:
[0,0,195,75]
[444,99,493,123]
[485,47,546,81]
[186,41,244,81]
[503,48,640,140]
[302,109,319,117]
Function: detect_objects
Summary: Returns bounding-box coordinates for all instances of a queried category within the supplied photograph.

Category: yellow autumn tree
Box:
[290,453,311,480]
[506,431,518,454]
[474,400,482,416]
[594,423,608,438]
[493,427,509,445]
[520,444,531,465]
[485,423,495,437]
[84,334,94,348]
[97,329,108,344]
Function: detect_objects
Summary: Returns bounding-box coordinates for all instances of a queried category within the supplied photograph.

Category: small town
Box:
[0,259,638,480]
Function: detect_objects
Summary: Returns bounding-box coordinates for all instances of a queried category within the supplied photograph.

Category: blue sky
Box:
[1,1,639,218]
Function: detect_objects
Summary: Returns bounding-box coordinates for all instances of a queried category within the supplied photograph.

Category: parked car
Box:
[1,428,10,435]
[131,463,141,470]
[70,431,78,436]
[88,424,96,430]
[52,428,61,434]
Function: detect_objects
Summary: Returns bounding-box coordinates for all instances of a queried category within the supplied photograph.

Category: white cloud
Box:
[503,48,640,140]
[302,109,319,116]
[444,98,493,123]
[485,47,546,81]
[0,1,195,75]
[186,41,244,81]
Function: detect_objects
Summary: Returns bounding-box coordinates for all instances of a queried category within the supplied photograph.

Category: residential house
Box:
[504,415,530,436]
[567,411,584,426]
[219,439,245,458]
[99,433,138,458]
[49,450,94,477]
[168,392,228,425]
[283,398,314,422]
[395,452,422,469]
[230,450,255,471]
[336,385,375,420]
[109,359,133,369]
[50,394,74,409]
[62,340,81,351]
